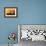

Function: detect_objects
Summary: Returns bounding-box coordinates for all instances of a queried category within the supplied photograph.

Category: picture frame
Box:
[4,7,18,18]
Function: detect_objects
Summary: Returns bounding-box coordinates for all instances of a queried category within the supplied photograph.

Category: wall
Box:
[0,0,46,44]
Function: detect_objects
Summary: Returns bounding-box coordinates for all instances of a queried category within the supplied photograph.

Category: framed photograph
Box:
[4,7,18,18]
